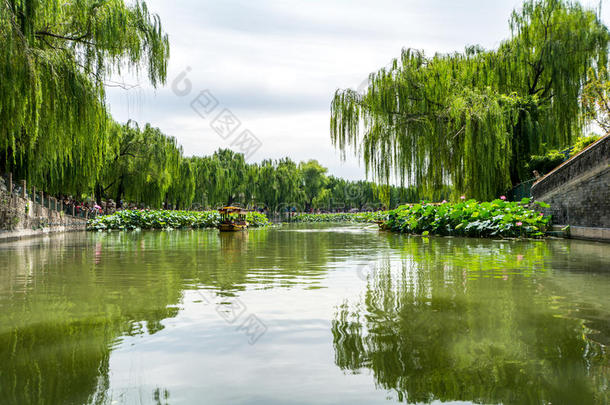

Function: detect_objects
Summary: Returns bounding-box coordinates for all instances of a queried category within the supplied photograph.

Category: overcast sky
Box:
[106,0,607,181]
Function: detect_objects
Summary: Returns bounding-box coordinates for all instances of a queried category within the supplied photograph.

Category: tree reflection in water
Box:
[332,237,608,405]
[0,229,607,405]
[0,233,182,405]
[0,226,362,404]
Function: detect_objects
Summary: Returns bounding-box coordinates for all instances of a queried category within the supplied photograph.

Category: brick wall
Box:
[531,135,610,228]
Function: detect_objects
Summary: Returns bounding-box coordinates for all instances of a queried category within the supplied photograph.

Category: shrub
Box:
[571,134,601,154]
[528,150,566,176]
[528,135,602,177]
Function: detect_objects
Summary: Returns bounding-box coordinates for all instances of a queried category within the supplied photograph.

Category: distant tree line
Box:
[94,121,427,211]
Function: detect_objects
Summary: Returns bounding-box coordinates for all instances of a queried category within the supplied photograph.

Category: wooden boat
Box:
[218,206,249,232]
[375,220,389,231]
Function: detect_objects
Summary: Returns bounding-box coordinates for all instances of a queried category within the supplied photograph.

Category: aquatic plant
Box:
[384,198,550,238]
[87,210,269,231]
[291,211,387,224]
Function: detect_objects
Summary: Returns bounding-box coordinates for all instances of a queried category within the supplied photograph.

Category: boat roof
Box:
[219,206,248,214]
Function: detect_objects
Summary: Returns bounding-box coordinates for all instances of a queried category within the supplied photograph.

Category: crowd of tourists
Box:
[56,198,165,217]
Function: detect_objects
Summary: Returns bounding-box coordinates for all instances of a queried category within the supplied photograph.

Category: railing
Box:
[506,178,536,202]
[560,146,574,160]
[1,172,98,220]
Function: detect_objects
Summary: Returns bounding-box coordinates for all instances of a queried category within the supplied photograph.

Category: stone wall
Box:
[0,182,86,242]
[531,134,610,239]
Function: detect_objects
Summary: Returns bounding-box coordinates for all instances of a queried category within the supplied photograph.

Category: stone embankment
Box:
[531,134,609,242]
[0,176,86,242]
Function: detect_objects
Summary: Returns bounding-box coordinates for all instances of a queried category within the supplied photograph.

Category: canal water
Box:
[0,224,608,405]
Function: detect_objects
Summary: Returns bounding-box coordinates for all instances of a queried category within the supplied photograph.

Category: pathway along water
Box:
[0,224,608,405]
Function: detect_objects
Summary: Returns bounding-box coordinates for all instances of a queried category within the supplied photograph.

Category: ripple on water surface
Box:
[0,224,608,405]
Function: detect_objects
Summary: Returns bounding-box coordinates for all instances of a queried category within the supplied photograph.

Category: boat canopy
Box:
[219,206,248,215]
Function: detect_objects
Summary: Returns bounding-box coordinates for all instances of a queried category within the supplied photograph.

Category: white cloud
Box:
[106,0,608,181]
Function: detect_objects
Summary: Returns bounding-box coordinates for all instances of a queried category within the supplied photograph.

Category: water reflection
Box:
[0,227,607,405]
[332,236,609,405]
[0,233,184,405]
[0,225,380,405]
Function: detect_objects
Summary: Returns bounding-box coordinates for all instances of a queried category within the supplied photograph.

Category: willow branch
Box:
[35,30,95,46]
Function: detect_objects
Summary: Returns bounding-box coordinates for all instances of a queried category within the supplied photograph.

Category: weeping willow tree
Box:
[254,158,303,211]
[124,125,182,207]
[299,160,328,211]
[190,149,252,208]
[331,0,608,200]
[166,159,196,209]
[95,122,183,207]
[0,0,170,195]
[86,117,469,211]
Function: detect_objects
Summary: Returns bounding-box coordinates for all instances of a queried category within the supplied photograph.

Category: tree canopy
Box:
[187,149,416,212]
[582,67,610,134]
[0,0,170,194]
[330,0,608,200]
[88,121,416,211]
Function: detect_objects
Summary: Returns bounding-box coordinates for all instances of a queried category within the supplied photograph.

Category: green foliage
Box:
[299,160,328,210]
[96,122,186,207]
[528,149,566,175]
[87,210,269,231]
[0,0,170,196]
[190,149,252,208]
[291,199,551,239]
[185,150,415,212]
[91,133,419,211]
[582,66,610,133]
[93,122,591,211]
[384,198,550,238]
[571,134,601,154]
[330,0,608,200]
[292,211,387,224]
[527,134,602,176]
[166,159,196,210]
